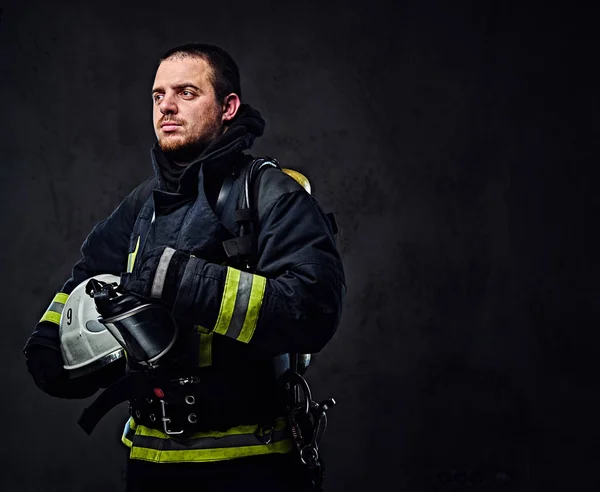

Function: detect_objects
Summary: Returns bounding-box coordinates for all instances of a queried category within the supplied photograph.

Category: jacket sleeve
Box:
[171,174,346,355]
[23,179,154,353]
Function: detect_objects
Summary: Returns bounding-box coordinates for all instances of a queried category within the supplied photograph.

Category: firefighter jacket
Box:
[25,103,346,463]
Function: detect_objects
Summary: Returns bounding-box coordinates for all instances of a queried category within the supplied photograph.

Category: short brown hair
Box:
[159,43,242,101]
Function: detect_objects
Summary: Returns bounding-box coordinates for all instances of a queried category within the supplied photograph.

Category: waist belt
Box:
[129,375,284,435]
[78,370,284,435]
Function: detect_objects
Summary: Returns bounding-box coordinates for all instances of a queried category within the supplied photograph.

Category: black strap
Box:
[222,236,254,259]
[220,158,280,269]
[215,174,234,218]
[233,208,256,223]
[326,213,338,235]
[77,372,150,435]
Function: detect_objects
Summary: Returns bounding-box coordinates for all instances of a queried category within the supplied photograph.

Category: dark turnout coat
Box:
[25,104,345,462]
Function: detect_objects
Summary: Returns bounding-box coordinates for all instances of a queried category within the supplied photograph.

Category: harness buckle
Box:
[159,399,184,435]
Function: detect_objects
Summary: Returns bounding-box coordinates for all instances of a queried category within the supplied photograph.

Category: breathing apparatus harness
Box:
[219,157,336,490]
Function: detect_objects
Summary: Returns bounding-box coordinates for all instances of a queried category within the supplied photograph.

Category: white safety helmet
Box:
[59,274,125,378]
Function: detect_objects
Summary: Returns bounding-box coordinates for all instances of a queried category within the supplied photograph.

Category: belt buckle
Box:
[154,387,184,435]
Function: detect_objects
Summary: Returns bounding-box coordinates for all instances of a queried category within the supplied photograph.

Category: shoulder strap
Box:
[219,157,338,268]
[215,174,234,218]
[220,157,279,270]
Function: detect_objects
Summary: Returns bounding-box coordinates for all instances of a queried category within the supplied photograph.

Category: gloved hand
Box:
[25,346,99,399]
[122,246,191,306]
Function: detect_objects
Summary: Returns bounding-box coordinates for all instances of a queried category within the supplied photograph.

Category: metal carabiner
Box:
[299,397,336,468]
[300,443,320,468]
[285,371,312,415]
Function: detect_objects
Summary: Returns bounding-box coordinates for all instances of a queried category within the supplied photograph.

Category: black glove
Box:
[25,346,100,399]
[122,246,192,306]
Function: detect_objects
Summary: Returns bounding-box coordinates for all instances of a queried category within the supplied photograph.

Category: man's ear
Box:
[222,93,241,123]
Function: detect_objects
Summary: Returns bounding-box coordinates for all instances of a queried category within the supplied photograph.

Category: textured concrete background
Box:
[1,2,599,491]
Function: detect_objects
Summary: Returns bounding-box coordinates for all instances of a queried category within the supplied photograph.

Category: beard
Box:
[159,136,207,163]
[157,117,223,164]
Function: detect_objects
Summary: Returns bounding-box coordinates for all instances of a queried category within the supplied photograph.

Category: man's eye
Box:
[153,94,163,102]
[181,90,194,97]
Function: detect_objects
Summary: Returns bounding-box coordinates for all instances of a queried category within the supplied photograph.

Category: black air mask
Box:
[85,278,180,369]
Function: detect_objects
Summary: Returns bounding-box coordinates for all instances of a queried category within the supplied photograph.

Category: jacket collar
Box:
[150,103,266,195]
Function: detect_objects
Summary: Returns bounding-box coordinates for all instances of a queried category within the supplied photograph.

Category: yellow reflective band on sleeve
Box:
[126,236,141,273]
[237,275,266,344]
[40,311,61,325]
[213,267,266,344]
[122,417,292,463]
[198,331,213,368]
[213,267,240,336]
[53,293,69,304]
[39,292,69,325]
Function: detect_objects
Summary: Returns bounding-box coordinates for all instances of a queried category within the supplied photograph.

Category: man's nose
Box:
[159,93,178,114]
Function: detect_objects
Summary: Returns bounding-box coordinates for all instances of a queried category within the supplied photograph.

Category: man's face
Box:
[152,56,224,158]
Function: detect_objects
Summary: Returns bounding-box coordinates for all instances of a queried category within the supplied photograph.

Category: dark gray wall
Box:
[1,2,598,491]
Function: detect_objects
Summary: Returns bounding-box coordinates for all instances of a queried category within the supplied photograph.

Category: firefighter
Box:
[23,43,345,491]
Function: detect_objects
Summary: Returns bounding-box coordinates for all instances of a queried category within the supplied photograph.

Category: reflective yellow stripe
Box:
[237,275,266,343]
[40,311,61,325]
[213,268,240,335]
[53,293,69,304]
[126,236,141,273]
[195,324,211,334]
[39,292,69,325]
[122,417,292,463]
[198,331,213,368]
[129,439,292,463]
[213,267,266,344]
